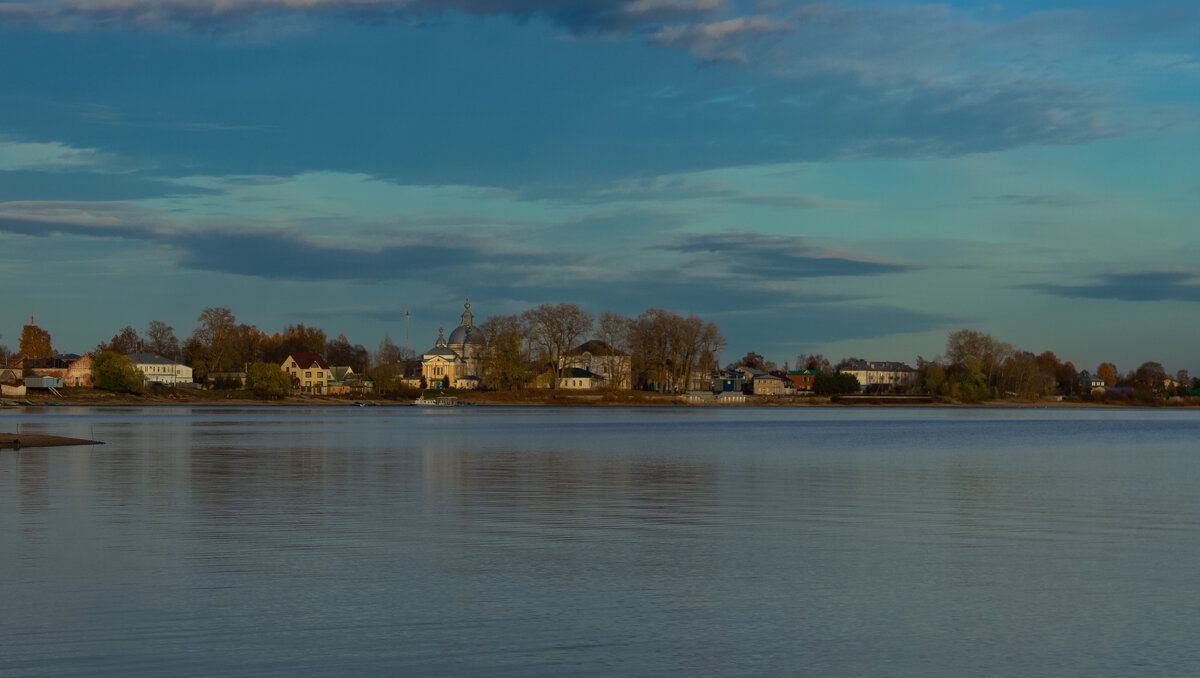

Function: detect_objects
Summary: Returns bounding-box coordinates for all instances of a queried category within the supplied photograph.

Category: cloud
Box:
[1029,271,1200,302]
[0,200,161,238]
[0,139,106,172]
[652,15,790,63]
[663,230,913,280]
[973,194,1082,208]
[0,199,567,284]
[6,0,722,33]
[725,193,855,210]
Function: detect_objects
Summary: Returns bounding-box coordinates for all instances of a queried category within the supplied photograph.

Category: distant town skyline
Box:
[2,0,1198,373]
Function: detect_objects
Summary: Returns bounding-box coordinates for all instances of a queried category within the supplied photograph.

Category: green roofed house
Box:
[787,369,821,392]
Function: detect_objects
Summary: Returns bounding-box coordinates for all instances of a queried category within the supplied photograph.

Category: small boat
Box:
[414,395,460,407]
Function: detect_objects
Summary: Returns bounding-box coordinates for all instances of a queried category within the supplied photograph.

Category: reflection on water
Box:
[2,407,1200,676]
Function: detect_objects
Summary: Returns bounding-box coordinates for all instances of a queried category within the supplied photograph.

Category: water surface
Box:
[2,407,1199,676]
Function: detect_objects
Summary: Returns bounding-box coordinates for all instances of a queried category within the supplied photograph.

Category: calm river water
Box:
[2,406,1199,676]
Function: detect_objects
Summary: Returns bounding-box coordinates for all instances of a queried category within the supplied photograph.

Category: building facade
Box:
[562,340,632,390]
[128,352,193,385]
[282,352,332,394]
[837,359,916,393]
[420,299,485,389]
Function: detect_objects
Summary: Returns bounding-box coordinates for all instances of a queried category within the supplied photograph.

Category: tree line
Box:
[911,329,1196,402]
[3,314,1194,402]
[478,304,725,392]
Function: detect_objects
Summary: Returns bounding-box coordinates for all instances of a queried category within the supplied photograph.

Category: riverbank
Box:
[0,433,104,449]
[3,387,1194,408]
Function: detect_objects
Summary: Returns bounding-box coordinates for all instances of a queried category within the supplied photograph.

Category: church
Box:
[420,299,485,389]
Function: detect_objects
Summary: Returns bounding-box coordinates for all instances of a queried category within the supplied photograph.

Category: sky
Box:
[1,0,1198,375]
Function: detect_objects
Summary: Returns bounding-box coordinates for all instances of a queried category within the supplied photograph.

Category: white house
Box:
[837,359,916,393]
[127,352,194,385]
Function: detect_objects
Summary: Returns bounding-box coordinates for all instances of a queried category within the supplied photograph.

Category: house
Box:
[787,369,820,392]
[282,352,332,394]
[127,352,193,385]
[453,375,483,390]
[327,366,376,395]
[562,340,631,390]
[26,354,94,388]
[1078,370,1106,389]
[751,373,787,395]
[207,371,246,387]
[25,375,64,389]
[837,359,916,393]
[557,367,604,390]
[710,371,747,394]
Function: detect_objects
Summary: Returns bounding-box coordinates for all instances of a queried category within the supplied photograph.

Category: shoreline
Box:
[1,433,104,449]
[2,388,1194,409]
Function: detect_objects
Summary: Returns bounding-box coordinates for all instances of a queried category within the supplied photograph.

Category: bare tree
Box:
[628,309,724,393]
[595,312,632,390]
[326,333,369,372]
[479,314,528,390]
[187,307,238,375]
[368,335,405,394]
[98,325,142,355]
[795,354,832,372]
[522,303,593,386]
[146,320,180,358]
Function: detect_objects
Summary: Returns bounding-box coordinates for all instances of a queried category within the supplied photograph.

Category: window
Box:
[306,371,312,377]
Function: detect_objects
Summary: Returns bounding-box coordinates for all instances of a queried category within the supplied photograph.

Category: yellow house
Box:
[282,352,332,394]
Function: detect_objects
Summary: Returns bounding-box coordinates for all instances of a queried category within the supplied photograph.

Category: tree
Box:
[1056,360,1078,396]
[522,303,594,386]
[92,351,145,394]
[187,307,238,377]
[728,352,769,372]
[595,312,632,391]
[945,329,1013,398]
[368,335,403,395]
[1132,361,1167,394]
[146,320,180,358]
[627,308,724,392]
[795,353,832,372]
[1097,362,1117,386]
[998,351,1054,398]
[99,325,142,355]
[19,324,54,360]
[1035,351,1060,379]
[951,355,990,401]
[228,323,266,368]
[245,362,292,399]
[814,372,861,395]
[479,314,528,391]
[326,333,369,372]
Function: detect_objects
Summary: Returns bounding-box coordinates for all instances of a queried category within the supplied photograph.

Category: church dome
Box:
[448,324,482,345]
[447,298,484,345]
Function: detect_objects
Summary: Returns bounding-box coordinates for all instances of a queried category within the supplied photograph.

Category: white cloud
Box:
[652,15,790,63]
[0,139,105,172]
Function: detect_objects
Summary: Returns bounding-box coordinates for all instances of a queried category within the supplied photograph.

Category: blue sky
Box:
[2,0,1198,374]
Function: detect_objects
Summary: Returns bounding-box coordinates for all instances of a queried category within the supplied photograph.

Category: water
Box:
[2,406,1199,676]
